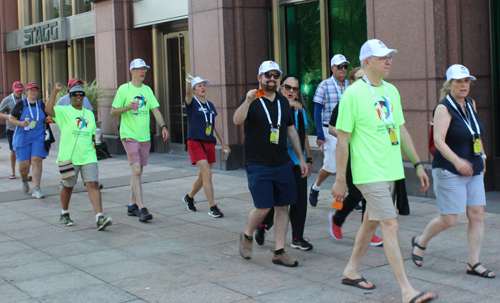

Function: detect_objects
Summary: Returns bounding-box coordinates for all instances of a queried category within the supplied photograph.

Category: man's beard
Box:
[261,80,277,92]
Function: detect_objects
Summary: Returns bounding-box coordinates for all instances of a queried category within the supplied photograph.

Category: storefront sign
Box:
[23,21,59,46]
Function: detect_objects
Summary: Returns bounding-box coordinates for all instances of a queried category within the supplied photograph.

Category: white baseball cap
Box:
[331,54,350,66]
[359,39,398,61]
[129,58,150,70]
[258,60,282,75]
[446,64,476,81]
[191,77,211,88]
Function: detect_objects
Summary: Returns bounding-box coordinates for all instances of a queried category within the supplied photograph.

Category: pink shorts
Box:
[122,138,151,167]
[187,140,215,165]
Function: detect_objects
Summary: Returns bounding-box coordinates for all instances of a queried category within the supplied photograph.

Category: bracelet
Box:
[161,125,168,129]
[413,161,424,169]
[481,154,487,159]
[306,157,313,164]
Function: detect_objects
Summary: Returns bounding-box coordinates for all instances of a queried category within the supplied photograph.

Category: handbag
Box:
[45,123,56,152]
[58,110,84,179]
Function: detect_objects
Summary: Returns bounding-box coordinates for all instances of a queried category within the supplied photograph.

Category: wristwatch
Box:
[413,161,424,169]
[306,157,313,164]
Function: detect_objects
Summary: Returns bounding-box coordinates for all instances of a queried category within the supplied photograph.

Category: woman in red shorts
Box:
[182,74,229,218]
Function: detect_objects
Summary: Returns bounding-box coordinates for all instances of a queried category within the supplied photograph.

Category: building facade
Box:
[0,0,498,195]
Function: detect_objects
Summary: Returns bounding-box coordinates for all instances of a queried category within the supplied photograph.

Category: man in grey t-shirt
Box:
[56,78,93,111]
[0,81,25,179]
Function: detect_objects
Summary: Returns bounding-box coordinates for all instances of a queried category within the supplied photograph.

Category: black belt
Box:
[322,124,329,127]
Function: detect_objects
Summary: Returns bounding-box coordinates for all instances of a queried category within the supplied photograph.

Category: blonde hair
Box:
[348,67,362,83]
[439,79,452,100]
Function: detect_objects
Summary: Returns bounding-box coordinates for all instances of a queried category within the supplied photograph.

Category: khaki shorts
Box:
[357,181,396,221]
[62,162,99,188]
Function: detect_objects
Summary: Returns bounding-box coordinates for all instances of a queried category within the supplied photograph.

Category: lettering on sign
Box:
[23,21,58,46]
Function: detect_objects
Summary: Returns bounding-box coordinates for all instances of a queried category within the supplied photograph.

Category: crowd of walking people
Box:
[0,36,493,302]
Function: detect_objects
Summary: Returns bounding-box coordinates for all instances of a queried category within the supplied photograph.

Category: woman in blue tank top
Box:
[411,65,494,278]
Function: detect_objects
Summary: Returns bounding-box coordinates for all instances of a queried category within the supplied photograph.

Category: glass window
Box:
[491,0,500,157]
[329,0,367,73]
[74,0,93,14]
[18,0,32,27]
[44,0,60,20]
[64,0,72,16]
[285,2,322,135]
[32,0,43,24]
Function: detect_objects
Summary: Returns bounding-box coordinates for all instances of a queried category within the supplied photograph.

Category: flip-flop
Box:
[411,236,426,267]
[27,174,33,181]
[409,292,435,303]
[341,276,375,290]
[9,175,16,179]
[467,262,496,278]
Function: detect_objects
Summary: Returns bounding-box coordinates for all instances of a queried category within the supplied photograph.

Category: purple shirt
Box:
[313,76,349,125]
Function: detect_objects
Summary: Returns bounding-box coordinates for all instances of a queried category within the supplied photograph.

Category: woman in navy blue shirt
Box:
[182,75,229,218]
[411,65,494,278]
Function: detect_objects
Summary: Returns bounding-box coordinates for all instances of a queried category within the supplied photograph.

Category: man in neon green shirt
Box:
[46,82,113,231]
[332,40,435,303]
[111,59,169,222]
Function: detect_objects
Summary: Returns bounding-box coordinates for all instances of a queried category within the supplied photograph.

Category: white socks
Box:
[312,183,321,191]
[61,209,69,215]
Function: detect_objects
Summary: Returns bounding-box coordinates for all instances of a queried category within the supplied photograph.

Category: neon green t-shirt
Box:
[53,106,97,165]
[112,82,160,142]
[336,79,405,184]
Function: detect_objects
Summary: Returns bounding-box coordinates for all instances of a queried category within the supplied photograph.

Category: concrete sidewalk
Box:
[0,138,499,303]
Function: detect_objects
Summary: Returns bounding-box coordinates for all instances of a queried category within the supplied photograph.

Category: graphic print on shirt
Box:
[374,96,396,133]
[76,116,89,129]
[134,94,147,109]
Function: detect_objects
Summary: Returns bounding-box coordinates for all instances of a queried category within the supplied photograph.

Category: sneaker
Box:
[138,207,153,222]
[96,216,113,231]
[309,184,319,207]
[60,213,74,226]
[32,187,45,199]
[22,180,29,193]
[370,235,384,247]
[254,226,266,246]
[239,232,253,259]
[272,251,298,267]
[329,212,342,240]
[353,204,363,212]
[183,194,197,212]
[208,205,223,218]
[98,183,104,190]
[127,204,140,216]
[291,238,313,251]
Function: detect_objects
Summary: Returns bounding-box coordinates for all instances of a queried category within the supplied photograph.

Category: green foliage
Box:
[54,79,103,117]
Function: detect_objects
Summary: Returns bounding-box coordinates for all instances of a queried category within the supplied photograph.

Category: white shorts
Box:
[321,126,337,173]
[432,168,486,215]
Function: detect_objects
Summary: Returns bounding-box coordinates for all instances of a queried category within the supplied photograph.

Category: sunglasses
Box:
[263,72,281,79]
[336,64,349,70]
[283,84,300,92]
[70,92,85,97]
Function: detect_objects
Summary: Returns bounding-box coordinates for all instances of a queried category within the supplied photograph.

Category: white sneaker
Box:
[22,181,29,193]
[32,187,45,199]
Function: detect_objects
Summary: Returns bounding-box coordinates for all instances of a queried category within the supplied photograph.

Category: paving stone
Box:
[0,232,13,243]
[0,241,33,256]
[0,283,35,303]
[39,283,138,303]
[19,231,87,249]
[0,259,75,283]
[0,218,50,232]
[0,249,53,270]
[80,259,170,283]
[39,239,112,258]
[5,224,66,240]
[60,248,134,268]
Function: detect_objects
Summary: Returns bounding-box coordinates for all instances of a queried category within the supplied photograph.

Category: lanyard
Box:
[26,99,39,122]
[331,77,346,96]
[446,95,481,137]
[194,97,212,125]
[259,97,281,129]
[362,75,394,125]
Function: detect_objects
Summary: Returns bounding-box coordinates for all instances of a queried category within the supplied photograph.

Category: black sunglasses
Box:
[70,92,85,97]
[336,64,349,70]
[263,72,281,79]
[283,84,300,92]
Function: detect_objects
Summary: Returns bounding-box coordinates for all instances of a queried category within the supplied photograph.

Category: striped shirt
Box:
[313,76,349,125]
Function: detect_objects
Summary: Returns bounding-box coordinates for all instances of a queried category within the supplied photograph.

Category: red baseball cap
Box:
[68,78,83,87]
[12,81,24,91]
[26,82,39,90]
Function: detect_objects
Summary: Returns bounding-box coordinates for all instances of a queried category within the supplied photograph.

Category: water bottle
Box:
[24,117,30,131]
[186,75,194,82]
[95,128,102,144]
[133,99,139,115]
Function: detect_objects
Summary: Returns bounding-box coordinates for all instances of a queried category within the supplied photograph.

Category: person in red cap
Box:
[9,82,48,199]
[56,78,93,111]
[0,81,25,179]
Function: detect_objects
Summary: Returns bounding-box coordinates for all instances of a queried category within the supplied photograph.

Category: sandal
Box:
[467,262,495,278]
[411,236,426,267]
[9,175,16,179]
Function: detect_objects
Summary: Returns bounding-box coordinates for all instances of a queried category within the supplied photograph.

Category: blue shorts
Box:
[6,130,14,151]
[245,161,297,209]
[14,140,48,162]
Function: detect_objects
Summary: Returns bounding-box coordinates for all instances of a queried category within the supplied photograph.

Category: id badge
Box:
[29,121,37,129]
[388,127,399,145]
[473,137,482,155]
[270,128,279,144]
[205,124,212,136]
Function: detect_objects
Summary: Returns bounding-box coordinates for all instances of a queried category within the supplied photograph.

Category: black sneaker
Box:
[291,238,313,251]
[254,226,266,246]
[208,205,223,218]
[309,184,319,207]
[127,204,139,216]
[183,194,197,212]
[139,207,153,222]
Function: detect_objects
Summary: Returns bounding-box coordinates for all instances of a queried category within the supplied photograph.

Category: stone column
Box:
[188,0,271,170]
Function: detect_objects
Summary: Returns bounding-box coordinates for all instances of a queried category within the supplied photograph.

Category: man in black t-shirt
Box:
[234,60,307,267]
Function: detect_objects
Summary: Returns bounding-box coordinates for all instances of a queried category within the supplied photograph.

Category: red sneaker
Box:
[329,212,343,240]
[370,235,383,246]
